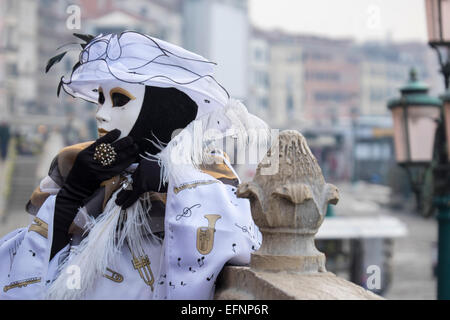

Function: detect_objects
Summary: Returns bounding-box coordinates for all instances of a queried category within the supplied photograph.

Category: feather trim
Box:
[145,99,271,186]
[45,190,158,300]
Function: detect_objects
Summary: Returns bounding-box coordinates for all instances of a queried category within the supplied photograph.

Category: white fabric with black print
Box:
[0,153,261,300]
[154,155,262,299]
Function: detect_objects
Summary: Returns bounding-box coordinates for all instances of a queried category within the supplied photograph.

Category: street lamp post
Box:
[427,0,450,300]
[426,0,450,89]
[386,0,450,300]
[388,70,443,216]
[388,70,450,301]
[436,91,450,300]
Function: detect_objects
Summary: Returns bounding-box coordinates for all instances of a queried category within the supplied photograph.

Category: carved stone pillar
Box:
[238,130,338,273]
[215,130,382,300]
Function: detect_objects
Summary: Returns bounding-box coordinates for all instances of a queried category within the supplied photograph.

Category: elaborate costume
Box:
[0,31,268,300]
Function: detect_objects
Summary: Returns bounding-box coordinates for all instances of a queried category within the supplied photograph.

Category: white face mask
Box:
[95,82,145,139]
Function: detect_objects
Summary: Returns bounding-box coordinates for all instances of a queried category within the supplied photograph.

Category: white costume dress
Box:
[0,31,268,300]
[0,148,262,300]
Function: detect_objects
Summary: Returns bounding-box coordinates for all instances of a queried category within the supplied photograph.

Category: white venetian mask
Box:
[95,82,145,139]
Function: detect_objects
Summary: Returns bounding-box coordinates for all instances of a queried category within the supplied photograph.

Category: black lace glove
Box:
[115,158,167,209]
[50,129,139,259]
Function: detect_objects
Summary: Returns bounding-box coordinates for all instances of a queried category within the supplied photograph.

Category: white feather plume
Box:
[45,191,158,300]
[145,98,270,186]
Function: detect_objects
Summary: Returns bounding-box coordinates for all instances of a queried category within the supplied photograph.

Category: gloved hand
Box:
[115,158,167,209]
[61,129,139,198]
[50,129,139,260]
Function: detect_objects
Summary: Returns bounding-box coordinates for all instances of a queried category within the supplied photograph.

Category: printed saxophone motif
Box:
[103,268,124,283]
[28,217,48,239]
[3,277,41,292]
[173,180,220,194]
[196,214,222,255]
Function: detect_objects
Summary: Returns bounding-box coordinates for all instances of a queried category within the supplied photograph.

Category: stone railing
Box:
[214,130,382,300]
[0,138,17,220]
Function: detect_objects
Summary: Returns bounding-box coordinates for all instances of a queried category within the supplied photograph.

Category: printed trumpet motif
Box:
[127,241,155,291]
[196,214,221,255]
[132,255,155,291]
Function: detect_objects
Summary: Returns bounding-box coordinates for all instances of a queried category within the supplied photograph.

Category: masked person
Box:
[0,31,269,300]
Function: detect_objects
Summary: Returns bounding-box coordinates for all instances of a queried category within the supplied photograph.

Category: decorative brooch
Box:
[93,143,117,166]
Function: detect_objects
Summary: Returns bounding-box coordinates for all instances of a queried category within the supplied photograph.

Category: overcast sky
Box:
[249,0,428,43]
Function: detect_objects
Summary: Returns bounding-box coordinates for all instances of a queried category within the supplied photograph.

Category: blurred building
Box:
[249,30,304,128]
[247,26,441,184]
[248,27,441,127]
[359,41,442,116]
[248,29,360,130]
[267,39,303,128]
[0,1,6,120]
[0,0,185,137]
[300,36,360,127]
[0,0,443,185]
[352,115,394,183]
[0,0,73,130]
[182,0,249,101]
[78,0,182,44]
[247,29,270,121]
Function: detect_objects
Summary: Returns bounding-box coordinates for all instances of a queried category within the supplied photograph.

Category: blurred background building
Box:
[0,0,442,299]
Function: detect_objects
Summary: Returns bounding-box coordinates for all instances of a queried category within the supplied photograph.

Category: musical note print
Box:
[235,223,258,240]
[169,281,175,289]
[235,223,249,233]
[189,267,196,273]
[158,274,166,285]
[9,240,22,272]
[176,204,201,221]
[9,247,16,261]
[197,256,205,267]
[28,250,36,257]
[181,281,187,287]
[168,226,174,239]
[232,243,237,253]
[206,273,214,281]
[177,257,182,267]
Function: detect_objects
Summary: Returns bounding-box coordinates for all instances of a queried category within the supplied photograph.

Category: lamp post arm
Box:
[429,42,450,90]
[432,105,450,300]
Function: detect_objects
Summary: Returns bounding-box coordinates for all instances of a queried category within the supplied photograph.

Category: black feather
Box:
[45,51,67,73]
[73,33,95,44]
[72,61,81,73]
[56,41,81,51]
[57,78,63,97]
